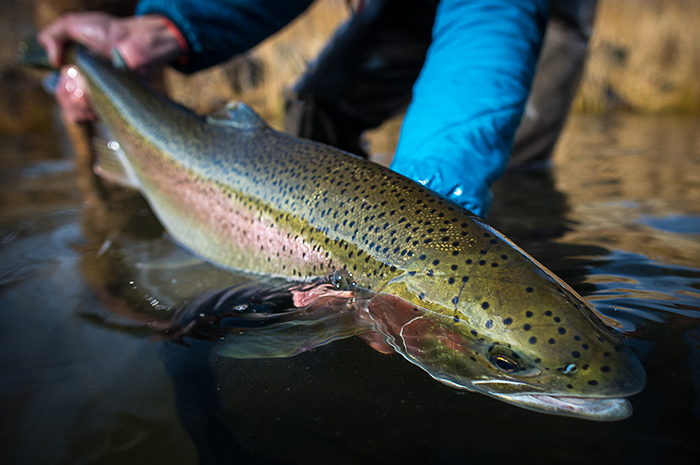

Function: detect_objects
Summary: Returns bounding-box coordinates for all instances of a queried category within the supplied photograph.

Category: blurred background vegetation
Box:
[1,0,699,152]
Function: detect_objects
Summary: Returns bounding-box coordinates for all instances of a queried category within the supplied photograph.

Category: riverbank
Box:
[2,0,699,137]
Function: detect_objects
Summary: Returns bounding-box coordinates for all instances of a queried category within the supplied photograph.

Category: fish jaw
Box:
[485,389,633,421]
[435,376,634,421]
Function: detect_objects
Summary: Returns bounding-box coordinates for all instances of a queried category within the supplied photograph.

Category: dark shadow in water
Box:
[162,341,269,465]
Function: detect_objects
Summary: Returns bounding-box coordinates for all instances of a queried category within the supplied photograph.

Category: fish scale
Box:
[66,45,646,420]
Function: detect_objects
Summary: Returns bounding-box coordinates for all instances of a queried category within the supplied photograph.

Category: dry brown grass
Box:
[574,0,700,114]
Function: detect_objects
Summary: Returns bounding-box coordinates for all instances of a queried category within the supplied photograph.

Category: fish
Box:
[22,42,645,421]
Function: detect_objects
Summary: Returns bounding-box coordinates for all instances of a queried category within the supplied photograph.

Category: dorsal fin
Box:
[205,101,267,130]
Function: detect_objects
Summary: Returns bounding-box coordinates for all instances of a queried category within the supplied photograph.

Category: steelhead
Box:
[55,46,646,420]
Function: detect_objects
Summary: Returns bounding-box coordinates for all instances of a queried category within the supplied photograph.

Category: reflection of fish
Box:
[33,44,645,420]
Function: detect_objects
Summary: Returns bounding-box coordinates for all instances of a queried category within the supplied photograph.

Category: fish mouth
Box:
[488,392,633,421]
[437,378,634,421]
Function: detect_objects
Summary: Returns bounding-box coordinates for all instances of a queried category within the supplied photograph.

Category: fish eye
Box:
[489,354,521,374]
[563,364,578,375]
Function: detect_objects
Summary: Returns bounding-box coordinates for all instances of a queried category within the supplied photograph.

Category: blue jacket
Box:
[136,0,548,217]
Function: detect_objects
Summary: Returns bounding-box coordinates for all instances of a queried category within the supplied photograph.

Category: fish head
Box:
[368,224,645,421]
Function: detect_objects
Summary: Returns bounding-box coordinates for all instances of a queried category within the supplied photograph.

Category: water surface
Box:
[1,114,699,464]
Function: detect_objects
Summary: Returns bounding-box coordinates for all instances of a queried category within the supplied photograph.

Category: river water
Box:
[0,114,699,464]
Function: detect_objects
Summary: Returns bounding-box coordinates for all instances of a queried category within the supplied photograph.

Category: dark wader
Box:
[284,0,597,166]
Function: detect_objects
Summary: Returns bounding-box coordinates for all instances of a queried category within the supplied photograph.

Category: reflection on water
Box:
[1,114,699,464]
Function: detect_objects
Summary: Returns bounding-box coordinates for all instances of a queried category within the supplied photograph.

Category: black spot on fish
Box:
[471,329,478,336]
[554,317,561,323]
[545,310,552,316]
[523,324,531,331]
[452,296,459,305]
[419,293,425,300]
[448,278,455,284]
[481,302,490,309]
[588,380,599,386]
[432,259,440,266]
[529,337,537,344]
[558,327,566,335]
[526,311,533,318]
[572,351,581,358]
[485,320,493,329]
[503,318,513,325]
[603,351,610,357]
[601,366,610,373]
[574,335,581,341]
[582,344,589,350]
[548,338,555,344]
[419,254,426,260]
[526,287,534,293]
[462,276,469,283]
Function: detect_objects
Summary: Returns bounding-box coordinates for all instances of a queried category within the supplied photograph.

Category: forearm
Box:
[390,0,548,217]
[136,0,315,73]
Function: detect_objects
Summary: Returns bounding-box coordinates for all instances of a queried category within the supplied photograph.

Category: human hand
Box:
[38,12,187,122]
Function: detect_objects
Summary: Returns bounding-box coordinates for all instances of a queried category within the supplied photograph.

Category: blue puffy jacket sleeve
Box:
[389,0,548,218]
[135,0,314,73]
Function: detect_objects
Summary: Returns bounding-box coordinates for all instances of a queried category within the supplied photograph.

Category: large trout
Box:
[31,44,645,420]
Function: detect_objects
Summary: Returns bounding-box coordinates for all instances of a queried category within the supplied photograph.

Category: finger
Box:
[64,12,121,57]
[38,16,73,67]
[56,66,96,123]
[38,12,118,66]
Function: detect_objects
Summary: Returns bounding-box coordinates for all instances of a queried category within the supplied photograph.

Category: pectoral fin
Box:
[168,274,373,358]
[91,122,141,188]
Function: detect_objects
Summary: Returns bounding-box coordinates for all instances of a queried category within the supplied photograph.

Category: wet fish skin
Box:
[72,46,645,420]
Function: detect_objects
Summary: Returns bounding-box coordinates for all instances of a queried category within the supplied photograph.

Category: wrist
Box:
[153,15,189,65]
